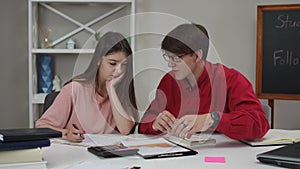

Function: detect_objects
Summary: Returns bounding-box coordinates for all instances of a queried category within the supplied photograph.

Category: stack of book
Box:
[0,128,62,169]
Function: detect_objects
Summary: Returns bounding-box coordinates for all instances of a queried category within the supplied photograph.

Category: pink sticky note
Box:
[204,156,226,163]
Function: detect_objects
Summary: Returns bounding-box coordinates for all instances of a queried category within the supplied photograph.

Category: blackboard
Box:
[256,4,300,100]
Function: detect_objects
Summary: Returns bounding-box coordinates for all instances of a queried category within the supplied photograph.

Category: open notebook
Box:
[240,129,300,146]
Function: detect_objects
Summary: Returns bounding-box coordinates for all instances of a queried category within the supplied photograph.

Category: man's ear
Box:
[195,49,203,62]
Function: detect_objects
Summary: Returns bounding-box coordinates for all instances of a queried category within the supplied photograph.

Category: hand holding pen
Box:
[63,124,85,143]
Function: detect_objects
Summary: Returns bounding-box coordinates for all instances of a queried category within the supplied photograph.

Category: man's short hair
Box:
[161,23,209,61]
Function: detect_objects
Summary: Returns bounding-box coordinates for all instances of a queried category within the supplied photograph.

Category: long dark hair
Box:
[70,32,138,122]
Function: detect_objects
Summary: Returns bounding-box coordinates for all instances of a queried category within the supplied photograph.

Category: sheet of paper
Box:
[68,161,138,169]
[121,137,189,156]
[87,134,128,145]
[51,134,128,147]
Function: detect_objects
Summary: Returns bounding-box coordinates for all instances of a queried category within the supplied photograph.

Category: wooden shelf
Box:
[31,0,133,3]
[32,93,48,104]
[32,48,95,54]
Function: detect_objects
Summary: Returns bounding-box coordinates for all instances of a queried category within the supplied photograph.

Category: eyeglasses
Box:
[162,53,186,63]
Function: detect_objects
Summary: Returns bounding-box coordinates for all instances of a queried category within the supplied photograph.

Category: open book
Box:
[240,129,300,147]
[164,134,216,148]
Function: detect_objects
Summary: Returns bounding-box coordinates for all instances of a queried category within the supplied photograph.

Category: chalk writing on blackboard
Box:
[273,50,299,67]
[275,14,300,29]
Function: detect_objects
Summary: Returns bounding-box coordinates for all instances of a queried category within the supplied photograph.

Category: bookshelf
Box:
[28,0,135,127]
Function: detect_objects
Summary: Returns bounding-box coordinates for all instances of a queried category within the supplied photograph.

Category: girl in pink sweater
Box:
[36,32,138,142]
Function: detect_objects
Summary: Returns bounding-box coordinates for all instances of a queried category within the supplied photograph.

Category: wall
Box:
[0,0,28,128]
[134,0,300,129]
[0,0,299,129]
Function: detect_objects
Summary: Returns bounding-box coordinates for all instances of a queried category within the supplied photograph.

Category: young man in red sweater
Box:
[138,23,269,140]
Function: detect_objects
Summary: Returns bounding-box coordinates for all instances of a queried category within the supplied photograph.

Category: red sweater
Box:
[138,62,270,140]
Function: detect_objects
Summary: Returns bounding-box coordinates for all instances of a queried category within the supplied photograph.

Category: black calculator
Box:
[87,144,139,158]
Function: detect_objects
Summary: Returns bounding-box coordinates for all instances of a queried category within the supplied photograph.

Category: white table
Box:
[42,134,282,169]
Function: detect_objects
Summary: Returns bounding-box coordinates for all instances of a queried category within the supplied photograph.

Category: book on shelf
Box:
[121,137,197,159]
[164,134,216,148]
[0,161,47,169]
[0,139,50,151]
[0,147,42,164]
[240,129,300,147]
[0,128,61,142]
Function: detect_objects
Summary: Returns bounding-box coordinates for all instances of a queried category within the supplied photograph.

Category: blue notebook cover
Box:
[0,139,50,151]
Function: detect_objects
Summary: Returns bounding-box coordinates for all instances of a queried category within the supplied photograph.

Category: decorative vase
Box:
[66,38,76,49]
[39,55,53,93]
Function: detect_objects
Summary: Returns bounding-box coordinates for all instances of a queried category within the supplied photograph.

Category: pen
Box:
[124,166,141,169]
[72,124,84,138]
[131,167,141,169]
[158,153,183,157]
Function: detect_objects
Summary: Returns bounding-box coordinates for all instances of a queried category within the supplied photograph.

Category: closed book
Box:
[0,161,47,169]
[0,147,42,164]
[0,128,61,142]
[0,139,50,151]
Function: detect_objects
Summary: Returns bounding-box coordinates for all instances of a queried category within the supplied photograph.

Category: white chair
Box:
[261,103,271,126]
